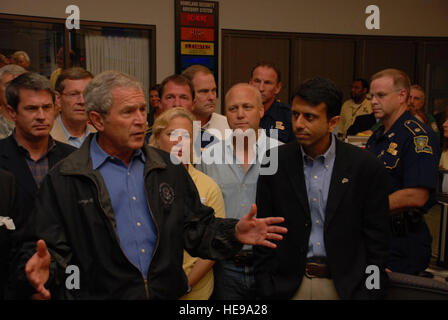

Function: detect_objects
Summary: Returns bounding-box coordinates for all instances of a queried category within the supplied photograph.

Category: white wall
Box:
[2,0,448,102]
[220,0,448,37]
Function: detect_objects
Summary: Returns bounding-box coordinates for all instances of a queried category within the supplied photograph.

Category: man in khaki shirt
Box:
[338,78,372,138]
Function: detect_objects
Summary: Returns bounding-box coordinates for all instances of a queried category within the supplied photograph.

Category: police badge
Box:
[275,121,285,130]
[387,142,398,156]
[159,182,175,206]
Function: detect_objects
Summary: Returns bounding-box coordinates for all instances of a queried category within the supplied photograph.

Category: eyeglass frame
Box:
[366,88,405,101]
[61,91,83,100]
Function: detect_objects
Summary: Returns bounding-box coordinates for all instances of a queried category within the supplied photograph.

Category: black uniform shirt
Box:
[260,100,295,143]
[366,111,439,198]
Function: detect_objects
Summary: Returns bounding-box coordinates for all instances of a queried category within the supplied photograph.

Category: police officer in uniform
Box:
[366,69,439,275]
[249,62,295,143]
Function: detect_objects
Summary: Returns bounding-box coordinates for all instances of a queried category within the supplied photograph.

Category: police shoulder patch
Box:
[404,120,427,136]
[414,135,433,154]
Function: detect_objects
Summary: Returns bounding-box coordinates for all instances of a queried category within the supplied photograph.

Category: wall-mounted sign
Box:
[180,13,215,27]
[181,27,214,42]
[181,41,214,55]
[175,0,219,84]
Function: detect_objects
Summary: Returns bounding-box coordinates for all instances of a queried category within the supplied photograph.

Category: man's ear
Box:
[192,91,198,111]
[54,92,62,115]
[274,81,282,96]
[88,111,105,132]
[328,115,340,133]
[6,105,17,122]
[398,88,408,105]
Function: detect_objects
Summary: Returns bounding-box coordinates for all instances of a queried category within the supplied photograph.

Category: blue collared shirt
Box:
[301,134,336,259]
[198,130,282,250]
[90,135,157,278]
[58,115,91,148]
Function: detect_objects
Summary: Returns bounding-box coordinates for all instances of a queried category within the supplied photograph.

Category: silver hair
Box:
[83,70,143,115]
[0,64,26,79]
[12,51,30,62]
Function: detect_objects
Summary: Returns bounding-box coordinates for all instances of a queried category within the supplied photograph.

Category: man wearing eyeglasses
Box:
[366,68,439,276]
[51,68,96,148]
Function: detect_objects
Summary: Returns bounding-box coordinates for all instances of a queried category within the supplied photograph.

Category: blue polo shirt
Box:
[90,135,157,278]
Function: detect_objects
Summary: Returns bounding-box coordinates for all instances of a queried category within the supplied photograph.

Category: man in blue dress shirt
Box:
[254,78,390,300]
[198,83,283,300]
[10,71,287,300]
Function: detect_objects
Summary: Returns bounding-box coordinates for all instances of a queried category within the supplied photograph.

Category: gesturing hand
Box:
[235,204,287,248]
[25,239,51,300]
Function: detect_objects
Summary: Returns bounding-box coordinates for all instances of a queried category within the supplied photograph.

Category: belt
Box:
[305,259,331,278]
[233,250,254,266]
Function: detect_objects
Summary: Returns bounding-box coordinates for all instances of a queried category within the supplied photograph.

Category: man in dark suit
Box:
[254,77,390,300]
[0,169,21,299]
[0,72,75,227]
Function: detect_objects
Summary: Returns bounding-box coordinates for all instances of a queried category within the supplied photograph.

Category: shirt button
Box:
[127,172,130,176]
[317,242,321,246]
[314,175,318,179]
[312,198,317,202]
[316,220,320,224]
[137,222,141,227]
[132,196,137,201]
[141,249,145,253]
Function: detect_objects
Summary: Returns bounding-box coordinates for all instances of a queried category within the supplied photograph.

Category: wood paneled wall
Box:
[222,29,448,113]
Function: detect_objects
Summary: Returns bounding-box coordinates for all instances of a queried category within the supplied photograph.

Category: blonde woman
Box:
[149,107,225,300]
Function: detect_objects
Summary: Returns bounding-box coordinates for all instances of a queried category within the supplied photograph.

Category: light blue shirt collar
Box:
[223,129,278,163]
[300,134,336,168]
[90,134,145,170]
[58,115,91,148]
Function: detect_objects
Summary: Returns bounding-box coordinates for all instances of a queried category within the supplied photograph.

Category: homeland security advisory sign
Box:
[175,0,219,81]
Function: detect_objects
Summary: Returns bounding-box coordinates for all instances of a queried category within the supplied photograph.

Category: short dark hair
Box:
[291,77,342,119]
[150,83,161,96]
[150,83,161,92]
[160,74,194,100]
[55,67,93,93]
[354,78,369,91]
[6,72,55,111]
[250,61,282,83]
